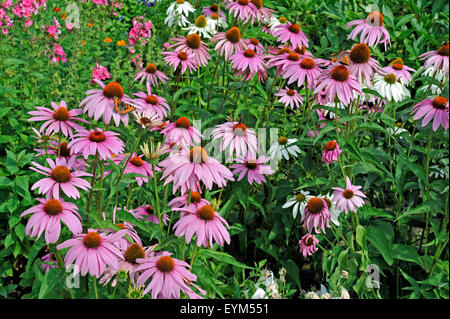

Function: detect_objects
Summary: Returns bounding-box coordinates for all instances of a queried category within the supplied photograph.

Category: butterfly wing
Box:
[113,97,136,114]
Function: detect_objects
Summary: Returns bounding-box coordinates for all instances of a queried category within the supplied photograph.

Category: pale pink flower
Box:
[321,140,342,165]
[57,229,127,278]
[299,234,319,257]
[231,155,273,185]
[332,176,366,214]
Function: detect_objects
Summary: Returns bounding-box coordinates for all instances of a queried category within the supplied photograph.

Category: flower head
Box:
[332,176,366,214]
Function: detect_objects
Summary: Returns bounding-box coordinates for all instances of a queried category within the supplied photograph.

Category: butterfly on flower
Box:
[338,54,350,66]
[113,96,137,114]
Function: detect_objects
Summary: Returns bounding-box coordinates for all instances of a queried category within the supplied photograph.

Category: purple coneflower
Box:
[282,57,321,89]
[210,26,248,61]
[301,197,331,234]
[332,176,366,214]
[314,64,362,106]
[321,140,342,165]
[21,196,82,244]
[173,204,231,248]
[80,80,133,127]
[246,38,265,54]
[162,50,197,74]
[419,42,449,77]
[30,157,91,199]
[159,146,234,195]
[273,22,309,50]
[230,48,267,82]
[28,100,89,137]
[231,155,273,185]
[348,43,383,86]
[202,3,225,18]
[110,153,154,187]
[68,128,125,160]
[299,234,319,257]
[34,141,88,171]
[382,58,415,85]
[160,116,202,146]
[57,229,126,278]
[136,251,203,299]
[170,33,211,67]
[134,63,168,88]
[212,121,258,157]
[411,96,449,132]
[346,11,391,50]
[133,85,170,120]
[132,204,169,225]
[225,0,258,24]
[275,88,303,109]
[99,243,157,287]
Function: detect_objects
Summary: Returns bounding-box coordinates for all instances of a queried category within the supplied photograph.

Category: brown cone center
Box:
[186,33,201,49]
[83,232,102,249]
[156,255,175,272]
[307,197,324,214]
[331,65,350,82]
[89,131,106,142]
[44,199,63,215]
[350,43,370,64]
[190,147,208,163]
[175,116,190,128]
[51,166,71,183]
[53,107,70,121]
[226,27,241,44]
[300,58,315,69]
[145,63,157,74]
[432,96,448,110]
[124,243,146,264]
[198,205,215,220]
[103,81,124,99]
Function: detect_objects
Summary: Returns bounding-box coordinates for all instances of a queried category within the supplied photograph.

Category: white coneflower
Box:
[206,13,228,30]
[133,109,162,129]
[166,0,195,17]
[164,12,190,27]
[417,66,446,95]
[373,73,410,102]
[183,15,216,39]
[282,191,312,219]
[268,136,300,160]
[386,121,409,137]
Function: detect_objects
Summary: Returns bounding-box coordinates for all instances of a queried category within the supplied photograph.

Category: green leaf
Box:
[198,250,253,269]
[284,259,301,290]
[366,226,394,265]
[392,244,423,268]
[356,225,366,249]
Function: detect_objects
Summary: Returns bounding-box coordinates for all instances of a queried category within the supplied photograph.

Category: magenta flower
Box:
[134,63,168,88]
[170,34,211,67]
[110,153,154,187]
[132,205,169,225]
[168,191,210,214]
[411,96,449,132]
[275,87,303,109]
[273,23,309,49]
[299,234,319,257]
[225,0,258,24]
[321,140,342,165]
[212,121,258,157]
[30,157,92,199]
[301,197,331,234]
[159,146,234,195]
[57,229,126,278]
[173,204,231,248]
[160,116,202,146]
[68,128,125,160]
[246,38,265,54]
[419,43,449,77]
[210,26,247,61]
[347,43,383,86]
[332,176,366,214]
[91,63,111,83]
[162,50,197,75]
[27,100,89,137]
[80,80,133,127]
[133,85,170,119]
[231,155,273,185]
[34,141,88,171]
[230,48,266,81]
[346,11,391,50]
[21,196,82,244]
[314,64,362,106]
[202,4,225,18]
[282,57,321,88]
[382,59,416,85]
[136,251,202,299]
[99,243,157,287]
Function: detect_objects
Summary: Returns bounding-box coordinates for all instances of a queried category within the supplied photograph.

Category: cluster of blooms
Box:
[0,0,47,34]
[91,63,111,83]
[127,16,153,69]
[41,15,67,64]
[21,0,449,299]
